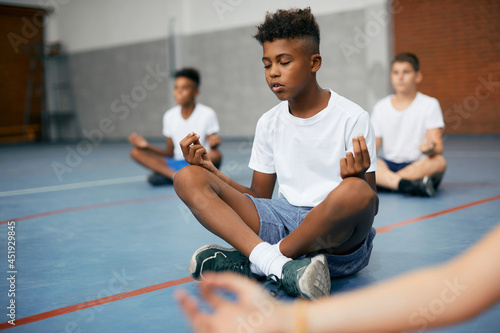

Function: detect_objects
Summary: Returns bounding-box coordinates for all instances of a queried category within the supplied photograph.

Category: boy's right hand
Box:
[176,272,286,333]
[180,132,216,172]
[128,132,148,148]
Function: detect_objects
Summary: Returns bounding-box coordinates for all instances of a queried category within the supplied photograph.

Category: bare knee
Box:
[434,154,447,171]
[173,165,208,199]
[337,177,379,216]
[310,178,377,254]
[174,166,223,216]
[341,178,378,235]
[130,147,143,161]
[173,165,196,193]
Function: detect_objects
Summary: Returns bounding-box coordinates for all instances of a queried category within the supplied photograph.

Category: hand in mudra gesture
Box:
[340,135,371,179]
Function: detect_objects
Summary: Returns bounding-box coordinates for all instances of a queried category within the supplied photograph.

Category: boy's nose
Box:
[269,67,280,77]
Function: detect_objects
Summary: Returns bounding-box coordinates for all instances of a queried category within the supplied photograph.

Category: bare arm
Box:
[180,132,276,199]
[207,133,221,149]
[177,223,500,333]
[420,127,444,156]
[128,132,173,157]
[146,137,174,157]
[309,222,500,332]
[212,169,276,199]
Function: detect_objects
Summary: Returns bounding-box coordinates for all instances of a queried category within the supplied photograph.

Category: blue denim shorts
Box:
[245,195,376,278]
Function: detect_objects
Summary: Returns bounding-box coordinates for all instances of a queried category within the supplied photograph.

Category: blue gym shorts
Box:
[383,158,413,173]
[245,194,376,278]
[164,157,190,171]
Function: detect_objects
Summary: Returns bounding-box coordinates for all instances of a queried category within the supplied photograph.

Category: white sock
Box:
[249,262,265,276]
[249,241,291,279]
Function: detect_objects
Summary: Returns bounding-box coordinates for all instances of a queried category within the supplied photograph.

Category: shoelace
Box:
[263,274,282,297]
[262,273,301,297]
[212,254,253,276]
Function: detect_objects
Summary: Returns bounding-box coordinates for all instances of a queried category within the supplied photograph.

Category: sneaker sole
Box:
[422,176,436,197]
[298,254,331,299]
[189,244,237,279]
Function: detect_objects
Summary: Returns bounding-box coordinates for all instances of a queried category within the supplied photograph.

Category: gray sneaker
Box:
[189,244,254,280]
[266,254,330,299]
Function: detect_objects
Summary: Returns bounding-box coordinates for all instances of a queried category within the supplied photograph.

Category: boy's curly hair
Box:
[253,7,320,54]
[175,68,200,87]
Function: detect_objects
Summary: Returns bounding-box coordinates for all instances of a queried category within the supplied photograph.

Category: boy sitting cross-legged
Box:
[174,7,379,299]
[129,68,222,186]
[371,53,447,197]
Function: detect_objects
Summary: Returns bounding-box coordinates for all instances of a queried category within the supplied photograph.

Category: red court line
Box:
[376,194,500,234]
[0,195,178,225]
[0,276,194,330]
[1,194,499,329]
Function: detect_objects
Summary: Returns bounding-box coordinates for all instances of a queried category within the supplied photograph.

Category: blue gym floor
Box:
[1,135,499,332]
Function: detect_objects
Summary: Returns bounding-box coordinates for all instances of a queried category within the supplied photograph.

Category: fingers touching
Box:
[128,132,148,148]
[180,132,210,165]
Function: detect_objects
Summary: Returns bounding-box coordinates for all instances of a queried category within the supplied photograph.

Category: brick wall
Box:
[392,0,500,134]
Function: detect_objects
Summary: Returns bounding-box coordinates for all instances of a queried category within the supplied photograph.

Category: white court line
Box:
[0,175,146,197]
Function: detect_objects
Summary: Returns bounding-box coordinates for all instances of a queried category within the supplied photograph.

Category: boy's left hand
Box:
[207,134,221,149]
[420,140,436,156]
[340,135,371,179]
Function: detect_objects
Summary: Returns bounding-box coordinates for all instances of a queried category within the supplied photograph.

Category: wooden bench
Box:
[0,124,41,143]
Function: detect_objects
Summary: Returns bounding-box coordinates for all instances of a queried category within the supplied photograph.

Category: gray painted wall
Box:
[67,4,391,141]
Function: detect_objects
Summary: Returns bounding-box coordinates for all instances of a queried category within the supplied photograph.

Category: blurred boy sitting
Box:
[371,53,446,197]
[129,68,222,185]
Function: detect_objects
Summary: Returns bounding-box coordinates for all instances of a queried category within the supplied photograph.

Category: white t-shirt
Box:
[249,89,377,207]
[163,103,220,160]
[371,92,444,163]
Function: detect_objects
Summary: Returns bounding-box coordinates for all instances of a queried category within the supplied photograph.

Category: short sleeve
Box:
[248,116,275,174]
[162,110,172,137]
[425,98,445,130]
[206,108,220,135]
[347,112,378,172]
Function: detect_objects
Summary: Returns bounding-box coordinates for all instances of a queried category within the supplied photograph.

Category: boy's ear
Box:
[416,71,423,84]
[311,54,322,73]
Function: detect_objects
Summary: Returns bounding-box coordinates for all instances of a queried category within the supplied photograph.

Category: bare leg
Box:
[374,158,401,189]
[130,147,176,179]
[176,166,336,298]
[376,156,447,190]
[397,155,446,181]
[280,177,378,258]
[174,165,263,256]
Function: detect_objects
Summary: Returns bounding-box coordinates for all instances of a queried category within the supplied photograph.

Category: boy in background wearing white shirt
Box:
[173,8,379,299]
[129,68,222,186]
[371,53,447,197]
